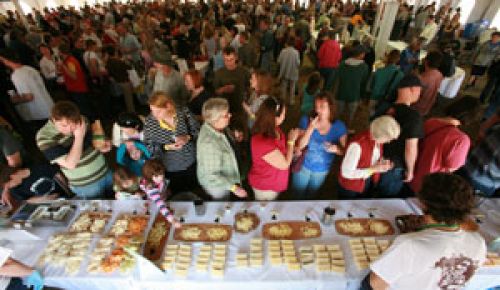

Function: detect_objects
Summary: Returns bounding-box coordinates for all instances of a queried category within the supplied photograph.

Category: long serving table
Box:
[0,199,498,290]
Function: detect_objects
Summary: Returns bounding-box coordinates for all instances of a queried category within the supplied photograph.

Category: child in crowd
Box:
[112,112,144,147]
[116,140,151,177]
[113,167,143,200]
[300,72,322,115]
[140,159,180,227]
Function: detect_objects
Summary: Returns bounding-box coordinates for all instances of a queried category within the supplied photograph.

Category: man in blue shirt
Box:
[399,38,423,74]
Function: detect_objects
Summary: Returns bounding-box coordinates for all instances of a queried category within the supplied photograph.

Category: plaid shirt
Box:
[465,123,500,179]
[196,123,241,192]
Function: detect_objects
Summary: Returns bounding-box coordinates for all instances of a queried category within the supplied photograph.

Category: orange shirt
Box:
[351,14,363,25]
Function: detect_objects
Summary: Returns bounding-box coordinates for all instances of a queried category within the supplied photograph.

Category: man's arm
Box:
[55,121,87,170]
[0,258,34,277]
[10,93,34,104]
[404,138,418,182]
[5,152,21,168]
[370,272,389,290]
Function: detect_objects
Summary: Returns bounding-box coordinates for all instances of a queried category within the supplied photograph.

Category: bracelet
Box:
[230,184,239,193]
[366,168,375,176]
[287,140,295,146]
[93,134,105,140]
[164,144,172,151]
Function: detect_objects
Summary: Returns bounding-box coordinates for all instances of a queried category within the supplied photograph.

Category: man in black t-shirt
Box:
[0,163,65,207]
[0,126,24,168]
[379,75,424,196]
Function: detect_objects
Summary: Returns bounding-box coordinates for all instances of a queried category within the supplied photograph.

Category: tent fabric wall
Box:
[467,0,500,25]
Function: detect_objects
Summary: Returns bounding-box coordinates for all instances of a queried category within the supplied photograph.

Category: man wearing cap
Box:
[0,49,54,132]
[378,74,424,196]
[150,46,189,107]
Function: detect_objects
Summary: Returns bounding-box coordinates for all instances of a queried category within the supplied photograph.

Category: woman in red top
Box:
[248,97,299,200]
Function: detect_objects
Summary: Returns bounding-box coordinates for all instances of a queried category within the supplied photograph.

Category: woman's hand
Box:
[309,115,319,129]
[233,185,248,198]
[172,135,190,149]
[372,159,394,173]
[287,128,300,143]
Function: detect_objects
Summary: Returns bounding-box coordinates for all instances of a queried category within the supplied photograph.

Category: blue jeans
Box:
[483,79,500,120]
[462,169,499,197]
[378,167,405,197]
[292,166,328,199]
[319,67,336,90]
[70,170,113,199]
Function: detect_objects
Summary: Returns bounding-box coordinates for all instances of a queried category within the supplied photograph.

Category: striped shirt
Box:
[143,107,199,172]
[139,179,172,218]
[36,119,108,187]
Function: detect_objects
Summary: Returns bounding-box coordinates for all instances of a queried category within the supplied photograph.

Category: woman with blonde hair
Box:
[144,92,200,194]
[338,115,400,198]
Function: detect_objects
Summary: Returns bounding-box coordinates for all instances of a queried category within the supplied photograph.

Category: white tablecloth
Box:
[439,66,466,99]
[1,199,498,290]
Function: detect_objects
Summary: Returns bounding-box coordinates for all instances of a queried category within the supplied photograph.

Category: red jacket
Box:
[338,130,382,193]
[317,39,342,69]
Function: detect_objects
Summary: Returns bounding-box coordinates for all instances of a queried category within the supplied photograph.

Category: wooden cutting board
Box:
[144,215,171,261]
[262,221,322,240]
[335,218,395,237]
[174,223,232,242]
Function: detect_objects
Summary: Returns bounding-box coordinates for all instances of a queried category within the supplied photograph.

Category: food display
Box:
[335,218,394,237]
[144,215,171,261]
[173,224,232,242]
[348,238,391,270]
[161,244,192,277]
[68,211,111,234]
[396,214,479,233]
[11,202,76,226]
[109,214,149,236]
[262,221,322,240]
[234,211,260,233]
[309,243,345,273]
[267,240,300,270]
[38,232,93,275]
[87,234,144,274]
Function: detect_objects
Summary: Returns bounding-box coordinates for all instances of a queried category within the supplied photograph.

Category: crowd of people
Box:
[0,0,497,206]
[0,0,498,289]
